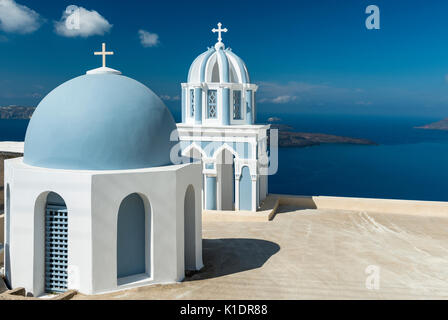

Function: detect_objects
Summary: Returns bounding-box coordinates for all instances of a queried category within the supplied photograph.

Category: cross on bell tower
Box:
[212,22,228,44]
[94,43,114,68]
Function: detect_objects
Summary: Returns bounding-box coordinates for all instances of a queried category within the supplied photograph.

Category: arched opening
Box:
[184,185,196,271]
[239,166,252,211]
[45,192,68,293]
[216,148,236,210]
[117,193,150,281]
[5,184,11,284]
[211,62,220,82]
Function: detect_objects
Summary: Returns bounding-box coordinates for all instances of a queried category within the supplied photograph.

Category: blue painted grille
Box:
[190,89,195,117]
[207,90,217,119]
[233,90,241,120]
[45,205,68,293]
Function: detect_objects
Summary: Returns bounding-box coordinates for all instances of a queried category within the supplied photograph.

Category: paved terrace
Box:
[71,196,448,300]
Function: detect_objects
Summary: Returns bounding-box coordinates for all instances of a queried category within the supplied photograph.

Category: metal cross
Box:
[94,43,114,68]
[212,22,228,43]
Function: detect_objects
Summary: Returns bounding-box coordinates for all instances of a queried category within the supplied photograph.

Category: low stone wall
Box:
[204,194,448,222]
[0,152,23,212]
[274,194,448,217]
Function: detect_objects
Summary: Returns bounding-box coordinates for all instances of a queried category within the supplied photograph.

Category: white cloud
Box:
[0,0,42,34]
[257,81,368,106]
[54,6,112,38]
[139,29,159,47]
[257,81,328,104]
[271,95,298,104]
[260,95,298,104]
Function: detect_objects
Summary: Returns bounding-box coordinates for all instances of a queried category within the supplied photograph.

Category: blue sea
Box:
[2,114,448,202]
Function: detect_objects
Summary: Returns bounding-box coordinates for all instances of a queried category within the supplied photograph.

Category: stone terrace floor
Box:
[74,206,448,300]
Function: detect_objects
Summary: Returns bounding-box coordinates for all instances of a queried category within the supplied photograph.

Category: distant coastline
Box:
[0,108,379,148]
[267,118,378,148]
[416,118,448,131]
[0,105,35,120]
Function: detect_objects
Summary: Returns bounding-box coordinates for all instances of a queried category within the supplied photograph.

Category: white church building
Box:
[178,23,270,212]
[3,44,203,296]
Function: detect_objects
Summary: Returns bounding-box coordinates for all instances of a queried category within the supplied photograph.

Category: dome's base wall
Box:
[4,158,203,296]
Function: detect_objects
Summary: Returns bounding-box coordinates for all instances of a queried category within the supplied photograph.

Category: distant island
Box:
[416,118,448,131]
[268,122,378,148]
[0,105,36,119]
[0,107,378,148]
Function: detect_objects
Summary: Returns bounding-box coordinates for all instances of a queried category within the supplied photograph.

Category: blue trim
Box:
[245,90,253,125]
[207,90,218,119]
[200,48,216,83]
[239,166,252,211]
[206,176,217,210]
[217,48,229,83]
[190,89,195,117]
[181,88,186,123]
[188,51,207,83]
[222,88,230,125]
[226,49,249,83]
[194,88,202,124]
[233,90,242,120]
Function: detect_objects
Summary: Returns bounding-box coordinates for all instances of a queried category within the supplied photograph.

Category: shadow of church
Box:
[185,238,280,281]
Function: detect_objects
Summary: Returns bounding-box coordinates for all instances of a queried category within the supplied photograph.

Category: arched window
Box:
[117,193,150,280]
[211,62,220,83]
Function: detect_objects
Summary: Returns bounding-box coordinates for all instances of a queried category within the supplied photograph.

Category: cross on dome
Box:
[87,43,121,75]
[94,43,114,68]
[212,23,228,49]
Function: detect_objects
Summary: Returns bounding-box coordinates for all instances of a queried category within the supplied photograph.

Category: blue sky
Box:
[1,0,448,118]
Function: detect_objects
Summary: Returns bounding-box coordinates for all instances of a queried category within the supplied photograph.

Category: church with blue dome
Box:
[3,23,270,297]
[3,43,203,296]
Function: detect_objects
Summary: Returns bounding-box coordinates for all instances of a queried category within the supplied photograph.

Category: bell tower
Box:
[177,23,270,212]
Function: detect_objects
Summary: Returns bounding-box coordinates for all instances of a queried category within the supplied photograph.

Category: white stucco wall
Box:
[5,158,92,296]
[5,158,202,296]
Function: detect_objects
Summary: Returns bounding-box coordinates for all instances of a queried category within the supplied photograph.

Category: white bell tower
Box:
[177,23,270,212]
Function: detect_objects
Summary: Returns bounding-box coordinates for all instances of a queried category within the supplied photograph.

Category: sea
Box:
[2,113,448,202]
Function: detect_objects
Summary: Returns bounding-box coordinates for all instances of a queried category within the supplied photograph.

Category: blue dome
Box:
[188,47,250,84]
[24,74,177,170]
